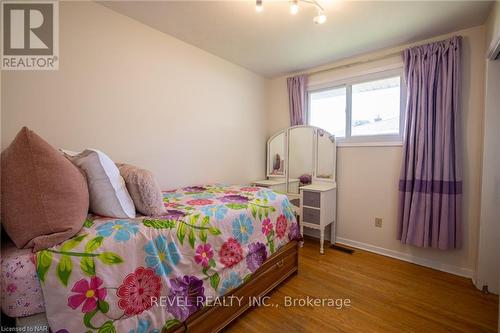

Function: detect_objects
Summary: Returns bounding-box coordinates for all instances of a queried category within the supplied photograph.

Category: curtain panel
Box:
[287,74,308,126]
[398,36,463,250]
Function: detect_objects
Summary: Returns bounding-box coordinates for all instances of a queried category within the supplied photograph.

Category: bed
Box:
[1,184,299,332]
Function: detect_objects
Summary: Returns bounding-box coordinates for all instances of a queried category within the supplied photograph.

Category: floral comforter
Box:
[36,185,299,333]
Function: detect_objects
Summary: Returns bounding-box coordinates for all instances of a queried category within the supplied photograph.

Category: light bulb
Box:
[290,1,299,15]
[313,13,327,24]
[256,0,263,12]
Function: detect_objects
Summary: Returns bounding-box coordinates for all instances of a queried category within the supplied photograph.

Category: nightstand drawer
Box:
[302,207,320,225]
[303,191,321,208]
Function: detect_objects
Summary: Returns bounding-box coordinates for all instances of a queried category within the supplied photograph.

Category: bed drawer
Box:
[182,241,298,333]
[303,191,321,208]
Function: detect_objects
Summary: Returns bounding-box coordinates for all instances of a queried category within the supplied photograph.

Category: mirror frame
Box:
[266,125,337,196]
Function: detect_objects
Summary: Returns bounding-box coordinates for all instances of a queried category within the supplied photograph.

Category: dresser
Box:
[299,183,337,254]
[257,125,337,255]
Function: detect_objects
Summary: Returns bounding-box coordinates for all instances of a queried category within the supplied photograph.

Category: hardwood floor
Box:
[224,238,499,333]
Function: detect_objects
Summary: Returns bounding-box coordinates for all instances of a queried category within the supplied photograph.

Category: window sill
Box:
[337,141,403,147]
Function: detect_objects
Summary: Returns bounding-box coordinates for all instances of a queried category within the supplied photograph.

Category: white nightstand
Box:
[299,183,337,254]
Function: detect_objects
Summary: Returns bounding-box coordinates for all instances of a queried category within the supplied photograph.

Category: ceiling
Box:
[100,1,493,77]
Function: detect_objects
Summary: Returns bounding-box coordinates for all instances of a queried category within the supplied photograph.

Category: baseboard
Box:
[335,237,473,279]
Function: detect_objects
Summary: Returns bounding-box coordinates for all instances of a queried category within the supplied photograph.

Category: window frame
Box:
[307,68,406,147]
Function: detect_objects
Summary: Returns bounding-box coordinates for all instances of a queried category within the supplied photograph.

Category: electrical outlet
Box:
[375,217,383,228]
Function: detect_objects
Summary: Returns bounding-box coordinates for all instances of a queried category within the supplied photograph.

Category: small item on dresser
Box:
[63,149,136,218]
[271,153,285,175]
[299,173,312,185]
[273,153,281,172]
[116,163,166,216]
[0,127,89,250]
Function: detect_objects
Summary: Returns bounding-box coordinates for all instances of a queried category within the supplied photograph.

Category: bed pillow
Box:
[116,163,166,216]
[65,149,135,218]
[1,127,89,250]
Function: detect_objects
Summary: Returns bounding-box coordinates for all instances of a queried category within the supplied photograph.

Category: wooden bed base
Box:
[6,241,298,332]
[166,240,299,333]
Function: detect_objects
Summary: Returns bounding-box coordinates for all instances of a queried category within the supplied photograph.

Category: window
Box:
[309,86,346,138]
[308,70,405,146]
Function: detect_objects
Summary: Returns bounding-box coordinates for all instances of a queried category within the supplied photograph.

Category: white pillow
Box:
[64,149,135,218]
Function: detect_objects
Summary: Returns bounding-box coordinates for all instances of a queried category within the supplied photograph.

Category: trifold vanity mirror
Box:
[254,125,337,254]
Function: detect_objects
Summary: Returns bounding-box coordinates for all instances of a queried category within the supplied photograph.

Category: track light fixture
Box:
[290,0,299,15]
[256,0,263,12]
[255,0,327,25]
[313,12,327,24]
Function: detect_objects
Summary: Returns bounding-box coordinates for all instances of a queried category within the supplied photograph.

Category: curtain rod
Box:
[303,50,403,77]
[298,34,461,78]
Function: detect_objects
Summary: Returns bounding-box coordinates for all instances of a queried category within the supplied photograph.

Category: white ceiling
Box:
[100,1,493,77]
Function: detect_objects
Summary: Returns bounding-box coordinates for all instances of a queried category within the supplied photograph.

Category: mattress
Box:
[32,184,299,332]
[1,241,45,317]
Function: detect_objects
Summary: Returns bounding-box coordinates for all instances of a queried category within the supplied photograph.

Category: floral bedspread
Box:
[36,185,299,333]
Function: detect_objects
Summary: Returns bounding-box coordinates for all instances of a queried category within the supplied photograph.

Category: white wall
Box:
[266,25,486,278]
[482,7,500,329]
[1,2,267,189]
[476,2,500,295]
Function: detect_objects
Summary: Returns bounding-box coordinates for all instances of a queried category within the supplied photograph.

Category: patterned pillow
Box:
[116,163,165,216]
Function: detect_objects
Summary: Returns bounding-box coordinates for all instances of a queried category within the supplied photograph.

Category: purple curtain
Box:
[287,75,308,126]
[398,36,462,250]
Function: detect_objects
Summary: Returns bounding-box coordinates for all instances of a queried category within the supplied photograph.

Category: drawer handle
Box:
[276,259,284,268]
